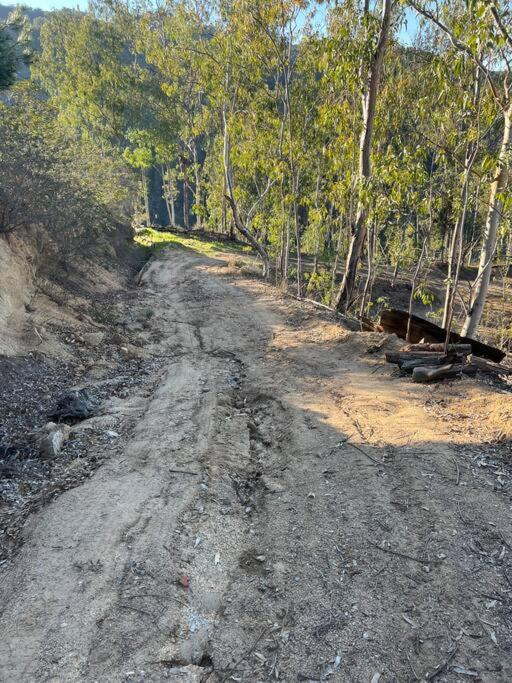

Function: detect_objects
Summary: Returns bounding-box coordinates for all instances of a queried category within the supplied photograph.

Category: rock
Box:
[49,388,99,421]
[83,332,105,347]
[261,476,285,493]
[120,344,148,359]
[39,426,70,459]
[109,331,126,346]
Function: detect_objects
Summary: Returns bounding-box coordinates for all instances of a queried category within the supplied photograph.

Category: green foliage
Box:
[0,6,32,90]
[413,285,435,308]
[0,85,135,242]
[305,269,332,305]
[135,227,252,256]
[3,0,510,342]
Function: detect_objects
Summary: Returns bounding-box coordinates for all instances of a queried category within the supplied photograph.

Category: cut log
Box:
[380,309,505,363]
[412,363,478,383]
[400,356,452,372]
[469,355,512,376]
[401,343,472,354]
[386,351,459,365]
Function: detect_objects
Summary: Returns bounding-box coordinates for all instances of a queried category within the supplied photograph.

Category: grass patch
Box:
[135,227,253,257]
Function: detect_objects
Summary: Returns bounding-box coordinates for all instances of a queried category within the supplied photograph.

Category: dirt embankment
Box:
[0,224,156,561]
[0,244,511,682]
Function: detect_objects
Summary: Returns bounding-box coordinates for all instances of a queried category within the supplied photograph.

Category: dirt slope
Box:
[0,247,511,682]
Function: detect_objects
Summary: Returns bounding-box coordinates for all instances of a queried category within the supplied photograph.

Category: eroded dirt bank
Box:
[1,247,511,682]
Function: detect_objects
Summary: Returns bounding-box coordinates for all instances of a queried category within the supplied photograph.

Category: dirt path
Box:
[1,248,511,682]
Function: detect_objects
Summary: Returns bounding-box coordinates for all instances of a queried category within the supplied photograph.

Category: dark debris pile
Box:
[0,348,162,561]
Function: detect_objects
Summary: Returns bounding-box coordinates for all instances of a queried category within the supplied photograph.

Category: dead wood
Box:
[386,351,455,364]
[380,309,505,363]
[412,363,478,383]
[399,356,452,372]
[469,355,512,376]
[402,343,472,354]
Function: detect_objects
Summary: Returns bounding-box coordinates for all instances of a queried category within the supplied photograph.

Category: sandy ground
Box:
[1,247,511,682]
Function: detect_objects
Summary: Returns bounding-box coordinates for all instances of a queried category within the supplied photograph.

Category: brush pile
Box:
[385,342,511,383]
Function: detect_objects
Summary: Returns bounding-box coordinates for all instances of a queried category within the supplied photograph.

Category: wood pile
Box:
[385,342,511,384]
[379,309,505,363]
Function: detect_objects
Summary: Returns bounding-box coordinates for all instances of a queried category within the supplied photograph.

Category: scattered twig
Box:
[425,645,458,681]
[452,457,461,486]
[406,651,420,680]
[168,468,200,476]
[119,603,154,618]
[368,541,427,565]
[346,440,387,467]
[33,327,44,345]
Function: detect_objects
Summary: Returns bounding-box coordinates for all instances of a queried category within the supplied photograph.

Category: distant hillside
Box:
[0,3,46,22]
[0,3,48,79]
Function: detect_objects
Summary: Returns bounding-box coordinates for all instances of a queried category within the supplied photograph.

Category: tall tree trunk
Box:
[222,110,270,278]
[406,237,427,342]
[179,157,190,231]
[335,0,393,312]
[193,143,202,228]
[442,67,481,329]
[359,221,375,318]
[183,175,190,231]
[222,175,228,237]
[442,173,471,328]
[141,167,150,227]
[161,165,175,227]
[312,165,322,276]
[461,104,512,337]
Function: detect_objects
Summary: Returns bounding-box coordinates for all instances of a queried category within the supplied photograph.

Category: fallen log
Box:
[386,351,459,365]
[380,309,505,363]
[469,355,512,376]
[400,356,452,372]
[412,363,478,383]
[401,343,472,354]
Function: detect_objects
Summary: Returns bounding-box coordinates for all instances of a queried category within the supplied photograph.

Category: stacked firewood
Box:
[385,343,511,383]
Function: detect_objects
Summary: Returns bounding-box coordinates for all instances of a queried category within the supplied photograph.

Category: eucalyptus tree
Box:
[139,1,214,229]
[333,0,395,311]
[36,4,178,226]
[409,0,512,337]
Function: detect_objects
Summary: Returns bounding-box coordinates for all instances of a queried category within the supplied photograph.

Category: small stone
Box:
[39,427,70,459]
[83,332,105,347]
[120,344,147,359]
[255,555,266,563]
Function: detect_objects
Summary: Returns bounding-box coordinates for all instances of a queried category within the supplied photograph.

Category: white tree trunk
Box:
[335,0,393,311]
[461,105,512,337]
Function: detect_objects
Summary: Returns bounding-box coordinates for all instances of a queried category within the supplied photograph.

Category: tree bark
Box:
[461,104,512,337]
[222,110,270,278]
[335,0,393,311]
[193,143,202,228]
[141,167,150,227]
[442,66,481,330]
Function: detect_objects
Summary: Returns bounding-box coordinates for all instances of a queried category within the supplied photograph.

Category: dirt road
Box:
[1,247,511,682]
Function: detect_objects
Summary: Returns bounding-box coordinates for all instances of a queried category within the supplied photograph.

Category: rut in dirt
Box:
[0,249,511,683]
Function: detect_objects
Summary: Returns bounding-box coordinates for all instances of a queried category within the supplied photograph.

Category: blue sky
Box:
[22,0,87,9]
[19,0,419,45]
